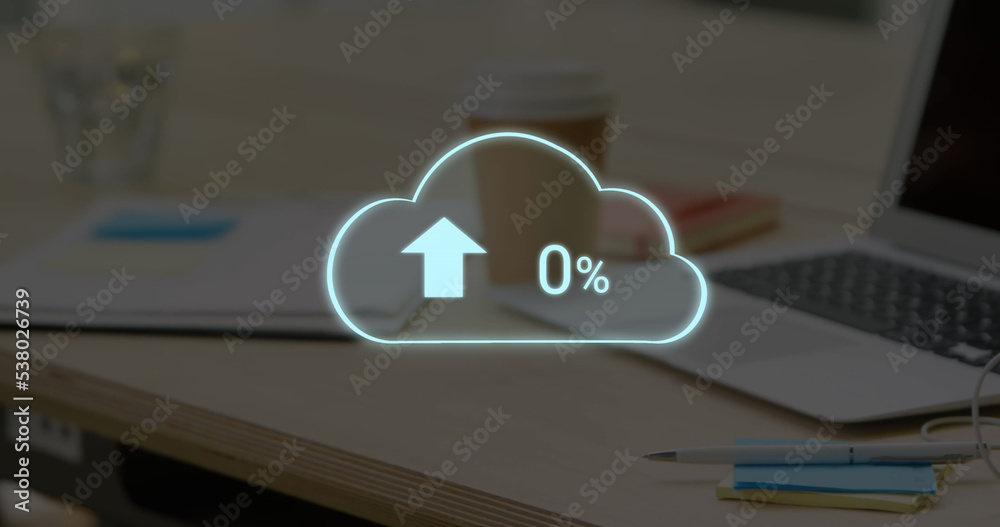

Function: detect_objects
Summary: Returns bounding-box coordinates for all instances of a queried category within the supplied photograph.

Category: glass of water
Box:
[38,28,178,186]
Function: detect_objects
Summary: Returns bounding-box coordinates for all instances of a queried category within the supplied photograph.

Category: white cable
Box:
[920,352,1000,481]
[972,353,1000,480]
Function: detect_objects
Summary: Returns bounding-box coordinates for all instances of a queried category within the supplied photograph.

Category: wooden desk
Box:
[1,196,997,527]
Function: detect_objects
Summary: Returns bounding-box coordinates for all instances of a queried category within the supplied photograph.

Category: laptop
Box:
[640,0,1000,422]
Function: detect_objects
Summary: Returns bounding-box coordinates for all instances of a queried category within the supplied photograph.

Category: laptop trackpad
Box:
[665,307,857,366]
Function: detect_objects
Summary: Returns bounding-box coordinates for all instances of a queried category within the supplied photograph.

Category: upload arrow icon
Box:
[402,217,486,298]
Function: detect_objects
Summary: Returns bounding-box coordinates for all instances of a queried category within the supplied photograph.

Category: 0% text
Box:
[538,243,609,295]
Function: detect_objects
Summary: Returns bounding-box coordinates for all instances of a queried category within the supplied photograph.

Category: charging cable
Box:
[920,352,1000,480]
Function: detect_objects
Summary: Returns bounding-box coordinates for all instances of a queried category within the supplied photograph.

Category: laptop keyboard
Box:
[713,252,1000,373]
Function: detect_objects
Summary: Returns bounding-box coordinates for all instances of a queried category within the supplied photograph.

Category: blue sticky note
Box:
[93,212,237,240]
[733,438,937,494]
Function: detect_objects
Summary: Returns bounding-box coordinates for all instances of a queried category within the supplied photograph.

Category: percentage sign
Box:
[575,256,610,293]
[538,244,610,295]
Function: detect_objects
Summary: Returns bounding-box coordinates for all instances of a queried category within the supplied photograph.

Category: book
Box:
[716,466,954,514]
[733,438,938,494]
[598,182,779,257]
[0,195,477,338]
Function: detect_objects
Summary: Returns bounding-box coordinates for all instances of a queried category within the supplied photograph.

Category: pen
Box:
[642,442,989,465]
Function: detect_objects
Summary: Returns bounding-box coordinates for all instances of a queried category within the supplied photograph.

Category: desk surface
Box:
[1,194,998,527]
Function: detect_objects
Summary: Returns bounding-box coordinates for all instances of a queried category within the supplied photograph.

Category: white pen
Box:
[642,442,990,465]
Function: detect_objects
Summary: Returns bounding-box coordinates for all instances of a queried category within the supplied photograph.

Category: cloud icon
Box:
[325,132,707,345]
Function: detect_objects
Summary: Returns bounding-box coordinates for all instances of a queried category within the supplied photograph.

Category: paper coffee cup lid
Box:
[465,61,613,122]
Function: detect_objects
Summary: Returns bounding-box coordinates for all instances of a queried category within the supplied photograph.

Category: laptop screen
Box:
[898,0,1000,232]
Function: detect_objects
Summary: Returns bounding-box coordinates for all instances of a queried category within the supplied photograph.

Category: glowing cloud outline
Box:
[325,131,708,345]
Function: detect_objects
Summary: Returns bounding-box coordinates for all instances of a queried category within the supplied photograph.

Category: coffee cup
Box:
[466,62,614,284]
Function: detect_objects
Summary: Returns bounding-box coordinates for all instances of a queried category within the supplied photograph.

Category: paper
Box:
[717,469,950,514]
[733,438,938,494]
[0,195,479,337]
[47,242,209,275]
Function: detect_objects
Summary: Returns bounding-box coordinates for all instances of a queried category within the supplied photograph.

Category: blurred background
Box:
[0,1,935,525]
[1,0,924,211]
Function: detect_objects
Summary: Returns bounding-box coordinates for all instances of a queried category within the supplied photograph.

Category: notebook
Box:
[717,465,954,514]
[0,195,477,338]
[598,182,779,257]
[732,438,938,494]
